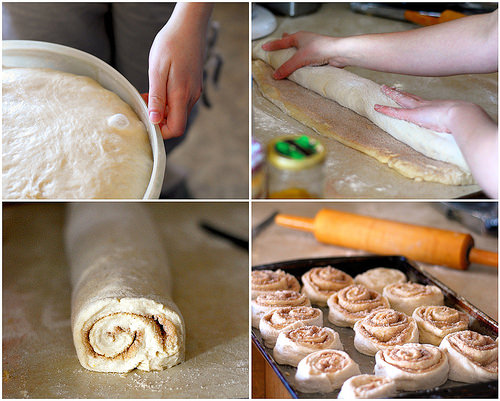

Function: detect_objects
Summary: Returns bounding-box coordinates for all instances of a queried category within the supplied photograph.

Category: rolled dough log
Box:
[253,60,472,185]
[65,203,185,373]
[253,40,469,173]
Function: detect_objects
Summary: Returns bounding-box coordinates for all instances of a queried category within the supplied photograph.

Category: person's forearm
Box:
[169,3,213,36]
[464,129,498,198]
[448,105,498,197]
[337,10,498,76]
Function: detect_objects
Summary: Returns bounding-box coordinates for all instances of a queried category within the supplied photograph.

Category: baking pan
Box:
[3,40,165,199]
[252,255,498,398]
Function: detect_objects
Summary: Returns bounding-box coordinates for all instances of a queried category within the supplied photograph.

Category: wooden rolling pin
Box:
[275,209,498,270]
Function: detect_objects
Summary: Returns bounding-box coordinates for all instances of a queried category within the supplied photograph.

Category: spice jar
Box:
[267,135,325,198]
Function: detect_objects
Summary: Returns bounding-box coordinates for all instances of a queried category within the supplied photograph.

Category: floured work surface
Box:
[3,203,248,398]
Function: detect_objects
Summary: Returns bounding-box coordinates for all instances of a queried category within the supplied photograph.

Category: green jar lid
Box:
[268,135,325,170]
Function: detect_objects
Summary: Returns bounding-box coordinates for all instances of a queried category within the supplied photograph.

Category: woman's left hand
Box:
[147,3,213,139]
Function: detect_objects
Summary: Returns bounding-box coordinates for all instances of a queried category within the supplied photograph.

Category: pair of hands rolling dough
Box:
[144,3,213,140]
[261,10,498,197]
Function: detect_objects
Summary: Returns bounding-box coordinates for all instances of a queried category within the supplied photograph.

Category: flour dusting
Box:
[253,107,297,135]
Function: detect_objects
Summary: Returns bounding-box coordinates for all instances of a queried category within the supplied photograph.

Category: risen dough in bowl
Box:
[2,67,153,199]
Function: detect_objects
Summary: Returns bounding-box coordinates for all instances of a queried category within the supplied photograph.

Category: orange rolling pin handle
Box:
[404,9,466,26]
[275,209,498,270]
[404,10,439,26]
[274,214,315,232]
[469,248,498,268]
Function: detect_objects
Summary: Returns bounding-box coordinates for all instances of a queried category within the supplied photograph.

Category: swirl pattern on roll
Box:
[259,306,323,348]
[302,266,354,306]
[338,374,397,399]
[252,290,310,327]
[251,269,300,299]
[274,325,343,366]
[413,305,469,346]
[439,330,498,383]
[80,298,183,372]
[354,308,419,355]
[295,349,361,393]
[374,343,449,390]
[327,284,390,328]
[354,267,407,294]
[383,282,444,316]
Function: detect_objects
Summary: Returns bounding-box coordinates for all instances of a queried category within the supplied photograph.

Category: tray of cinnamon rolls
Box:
[251,255,498,398]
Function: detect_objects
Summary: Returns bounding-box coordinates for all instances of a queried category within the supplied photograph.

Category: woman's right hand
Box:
[261,31,345,79]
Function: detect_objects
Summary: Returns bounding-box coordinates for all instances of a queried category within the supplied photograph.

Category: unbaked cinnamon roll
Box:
[383,282,444,316]
[327,284,390,328]
[251,290,310,328]
[413,305,469,346]
[273,325,343,366]
[295,349,361,393]
[353,309,419,356]
[354,267,407,294]
[374,343,449,391]
[251,269,300,299]
[439,330,497,383]
[337,374,397,399]
[259,306,323,348]
[301,266,354,306]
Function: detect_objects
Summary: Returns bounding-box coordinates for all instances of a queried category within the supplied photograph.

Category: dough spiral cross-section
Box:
[302,266,354,306]
[259,306,323,348]
[354,267,407,294]
[251,269,300,299]
[327,284,390,327]
[295,349,361,393]
[439,330,498,383]
[252,290,310,327]
[413,305,469,346]
[374,343,449,390]
[353,308,419,355]
[274,326,343,367]
[383,282,444,315]
[338,374,397,399]
[66,203,185,373]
